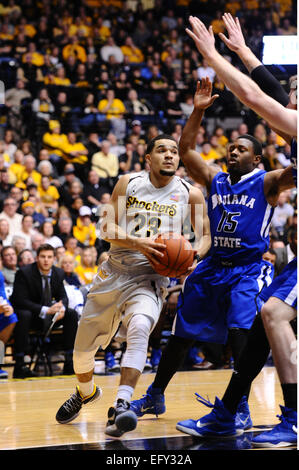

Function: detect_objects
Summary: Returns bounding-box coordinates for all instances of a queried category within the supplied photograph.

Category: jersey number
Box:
[130,213,162,237]
[217,211,240,233]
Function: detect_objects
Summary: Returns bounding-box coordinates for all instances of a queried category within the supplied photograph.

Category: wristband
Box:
[194,254,202,263]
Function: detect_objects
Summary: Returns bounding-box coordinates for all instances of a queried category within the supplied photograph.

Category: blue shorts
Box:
[172,256,274,344]
[0,312,18,333]
[259,258,297,308]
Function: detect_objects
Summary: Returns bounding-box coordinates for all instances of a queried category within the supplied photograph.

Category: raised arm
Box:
[186,17,297,138]
[179,78,220,191]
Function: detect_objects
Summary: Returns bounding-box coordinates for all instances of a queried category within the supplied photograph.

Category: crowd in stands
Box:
[0,0,297,376]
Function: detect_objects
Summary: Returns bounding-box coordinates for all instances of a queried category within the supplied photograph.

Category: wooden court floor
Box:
[1,366,297,452]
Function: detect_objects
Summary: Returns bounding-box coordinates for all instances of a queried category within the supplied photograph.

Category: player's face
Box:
[147,139,180,177]
[227,138,260,175]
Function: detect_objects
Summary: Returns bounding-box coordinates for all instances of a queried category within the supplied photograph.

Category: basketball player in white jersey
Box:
[55,134,211,437]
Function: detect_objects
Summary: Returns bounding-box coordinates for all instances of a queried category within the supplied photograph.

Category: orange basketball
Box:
[153,232,195,278]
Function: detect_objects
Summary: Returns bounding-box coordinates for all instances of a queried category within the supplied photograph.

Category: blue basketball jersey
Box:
[208,168,274,264]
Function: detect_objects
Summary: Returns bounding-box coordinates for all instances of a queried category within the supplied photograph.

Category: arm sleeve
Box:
[250,65,289,107]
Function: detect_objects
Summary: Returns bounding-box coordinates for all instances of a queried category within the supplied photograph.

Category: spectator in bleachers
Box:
[14,214,37,249]
[11,234,26,256]
[97,88,126,120]
[56,216,73,245]
[59,253,81,287]
[31,88,55,124]
[0,219,11,247]
[100,36,124,64]
[8,150,25,186]
[0,168,13,209]
[91,139,119,184]
[19,155,41,188]
[124,88,154,116]
[42,120,68,166]
[83,170,111,209]
[74,245,97,286]
[60,132,89,169]
[121,36,144,64]
[17,248,35,267]
[1,245,18,292]
[21,200,45,228]
[3,129,17,162]
[40,220,63,250]
[62,35,87,64]
[272,191,295,239]
[0,197,22,235]
[4,79,31,140]
[73,205,97,248]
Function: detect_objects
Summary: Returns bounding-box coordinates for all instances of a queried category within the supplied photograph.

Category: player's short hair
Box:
[146,134,177,155]
[238,134,263,156]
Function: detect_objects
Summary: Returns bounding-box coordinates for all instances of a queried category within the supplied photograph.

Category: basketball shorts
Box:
[0,311,18,333]
[172,256,274,344]
[259,258,297,309]
[74,261,168,355]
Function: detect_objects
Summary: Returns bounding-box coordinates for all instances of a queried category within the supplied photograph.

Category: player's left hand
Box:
[194,78,219,110]
[186,16,216,60]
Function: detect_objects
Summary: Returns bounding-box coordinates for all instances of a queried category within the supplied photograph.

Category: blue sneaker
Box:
[130,384,166,417]
[252,406,297,448]
[235,396,252,430]
[150,348,162,370]
[105,352,120,372]
[176,396,242,438]
[195,394,252,431]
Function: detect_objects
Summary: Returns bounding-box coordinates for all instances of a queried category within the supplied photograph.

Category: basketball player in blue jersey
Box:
[130,76,296,436]
[55,134,211,437]
[172,16,297,447]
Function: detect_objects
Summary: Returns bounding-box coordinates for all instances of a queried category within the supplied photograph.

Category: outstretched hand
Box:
[194,78,219,110]
[219,13,247,52]
[186,16,216,59]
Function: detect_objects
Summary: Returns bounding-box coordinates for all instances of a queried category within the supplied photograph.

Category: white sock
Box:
[0,340,4,365]
[78,379,94,398]
[115,385,134,404]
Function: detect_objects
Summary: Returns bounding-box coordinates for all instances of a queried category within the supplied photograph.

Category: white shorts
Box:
[74,261,168,354]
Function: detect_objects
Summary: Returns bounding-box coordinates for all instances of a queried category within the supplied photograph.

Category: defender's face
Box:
[147,139,180,176]
[227,138,260,175]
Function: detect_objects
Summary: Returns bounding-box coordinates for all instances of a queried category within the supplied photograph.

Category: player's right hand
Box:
[135,237,166,267]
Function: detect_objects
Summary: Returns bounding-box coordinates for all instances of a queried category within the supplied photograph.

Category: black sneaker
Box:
[13,365,38,379]
[56,385,102,424]
[105,399,137,437]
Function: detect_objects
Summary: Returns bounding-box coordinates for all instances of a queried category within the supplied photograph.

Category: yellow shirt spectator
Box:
[91,140,119,179]
[42,121,68,158]
[121,37,144,63]
[74,264,98,285]
[60,132,88,165]
[74,246,98,285]
[73,206,97,246]
[98,96,126,119]
[38,178,60,205]
[62,42,87,63]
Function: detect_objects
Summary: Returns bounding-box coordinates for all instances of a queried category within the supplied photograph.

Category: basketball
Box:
[153,232,195,278]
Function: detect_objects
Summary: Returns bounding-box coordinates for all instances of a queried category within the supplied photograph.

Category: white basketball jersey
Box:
[108,171,191,270]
